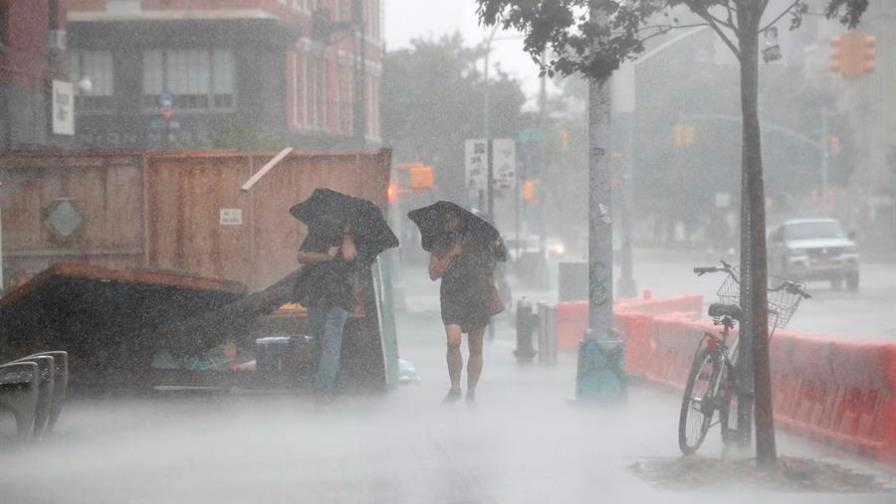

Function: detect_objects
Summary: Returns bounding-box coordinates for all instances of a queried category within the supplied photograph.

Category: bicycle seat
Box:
[708,303,742,320]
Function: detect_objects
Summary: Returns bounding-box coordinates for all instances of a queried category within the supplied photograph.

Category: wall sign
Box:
[219,208,243,226]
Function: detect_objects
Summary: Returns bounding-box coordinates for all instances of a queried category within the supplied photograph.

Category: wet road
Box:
[625,250,896,341]
[1,285,893,503]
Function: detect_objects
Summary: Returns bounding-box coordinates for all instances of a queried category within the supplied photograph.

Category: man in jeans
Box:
[296,219,358,400]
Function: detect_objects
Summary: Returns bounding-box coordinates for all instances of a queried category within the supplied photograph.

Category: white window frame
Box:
[141,48,236,113]
[68,49,115,113]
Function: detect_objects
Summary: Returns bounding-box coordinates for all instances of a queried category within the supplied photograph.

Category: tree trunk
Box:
[737,5,777,466]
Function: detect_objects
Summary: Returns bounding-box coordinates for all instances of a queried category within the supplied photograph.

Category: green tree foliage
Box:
[477,1,865,80]
[382,33,526,201]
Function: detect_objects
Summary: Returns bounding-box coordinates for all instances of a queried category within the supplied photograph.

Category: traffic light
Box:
[672,124,696,147]
[408,163,434,190]
[394,162,434,192]
[860,33,877,75]
[521,179,539,203]
[830,32,876,79]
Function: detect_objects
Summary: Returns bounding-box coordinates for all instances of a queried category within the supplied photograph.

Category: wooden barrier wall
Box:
[0,150,391,291]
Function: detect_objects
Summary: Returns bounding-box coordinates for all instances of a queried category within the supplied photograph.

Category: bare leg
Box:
[466,327,485,402]
[444,324,463,402]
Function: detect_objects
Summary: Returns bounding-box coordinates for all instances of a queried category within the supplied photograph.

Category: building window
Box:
[142,49,235,111]
[1,3,8,47]
[313,57,326,129]
[68,50,115,111]
[292,52,307,128]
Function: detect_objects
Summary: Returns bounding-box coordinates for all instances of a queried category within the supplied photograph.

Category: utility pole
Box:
[482,25,498,341]
[537,48,548,256]
[575,5,618,401]
[586,76,612,336]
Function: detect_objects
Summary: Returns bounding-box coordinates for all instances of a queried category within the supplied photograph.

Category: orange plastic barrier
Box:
[618,294,704,318]
[770,335,896,463]
[614,312,653,377]
[555,293,705,352]
[622,308,896,465]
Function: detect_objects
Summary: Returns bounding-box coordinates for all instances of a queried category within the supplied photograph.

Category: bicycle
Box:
[678,260,811,456]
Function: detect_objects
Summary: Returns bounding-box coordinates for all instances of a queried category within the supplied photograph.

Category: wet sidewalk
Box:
[1,293,893,503]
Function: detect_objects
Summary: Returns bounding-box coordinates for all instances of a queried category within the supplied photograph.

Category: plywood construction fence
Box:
[0,149,392,290]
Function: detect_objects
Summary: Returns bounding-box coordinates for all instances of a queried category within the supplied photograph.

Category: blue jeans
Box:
[307,305,349,394]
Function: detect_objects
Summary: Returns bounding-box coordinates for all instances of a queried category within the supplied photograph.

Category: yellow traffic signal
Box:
[672,124,696,147]
[861,33,876,75]
[408,164,434,190]
[830,31,876,79]
[395,162,435,191]
[522,179,538,203]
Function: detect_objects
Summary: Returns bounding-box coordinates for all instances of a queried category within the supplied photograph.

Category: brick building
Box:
[0,0,70,151]
[63,0,383,150]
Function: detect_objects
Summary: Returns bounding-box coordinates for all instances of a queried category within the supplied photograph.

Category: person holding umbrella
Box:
[292,189,398,401]
[409,202,506,403]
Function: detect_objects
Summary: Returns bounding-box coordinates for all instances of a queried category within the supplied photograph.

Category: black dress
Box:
[439,236,494,333]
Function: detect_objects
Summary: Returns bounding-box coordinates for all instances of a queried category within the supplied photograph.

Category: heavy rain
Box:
[0,1,895,503]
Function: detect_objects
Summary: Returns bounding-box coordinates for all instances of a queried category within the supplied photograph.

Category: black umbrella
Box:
[289,188,398,264]
[407,201,506,261]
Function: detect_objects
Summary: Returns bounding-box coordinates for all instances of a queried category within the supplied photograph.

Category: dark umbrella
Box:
[289,188,398,264]
[407,201,506,261]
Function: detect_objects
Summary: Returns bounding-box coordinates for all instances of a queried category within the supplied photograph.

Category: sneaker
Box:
[442,387,462,403]
[465,390,476,404]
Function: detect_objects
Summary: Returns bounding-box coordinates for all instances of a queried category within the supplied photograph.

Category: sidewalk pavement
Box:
[0,277,893,503]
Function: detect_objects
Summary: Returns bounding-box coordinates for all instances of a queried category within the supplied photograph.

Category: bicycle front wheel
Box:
[678,347,724,455]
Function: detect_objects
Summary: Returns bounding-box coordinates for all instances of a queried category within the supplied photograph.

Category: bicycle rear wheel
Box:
[679,347,723,455]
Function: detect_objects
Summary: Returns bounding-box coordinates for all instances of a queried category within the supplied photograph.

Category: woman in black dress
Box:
[429,210,496,403]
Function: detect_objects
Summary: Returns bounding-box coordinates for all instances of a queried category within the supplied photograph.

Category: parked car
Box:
[767,218,859,290]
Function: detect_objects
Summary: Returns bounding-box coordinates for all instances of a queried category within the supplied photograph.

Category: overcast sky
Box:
[384,0,544,101]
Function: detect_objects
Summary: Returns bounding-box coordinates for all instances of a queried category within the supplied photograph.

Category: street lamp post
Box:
[615,27,711,298]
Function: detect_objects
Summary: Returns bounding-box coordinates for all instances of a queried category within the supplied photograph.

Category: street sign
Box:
[159,92,175,108]
[515,128,541,143]
[464,139,488,192]
[159,91,175,120]
[51,80,75,136]
[492,138,516,190]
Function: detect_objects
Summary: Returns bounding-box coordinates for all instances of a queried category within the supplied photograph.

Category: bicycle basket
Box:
[766,276,806,332]
[713,266,805,335]
[715,265,740,305]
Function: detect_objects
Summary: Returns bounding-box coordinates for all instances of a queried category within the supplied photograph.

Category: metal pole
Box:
[538,49,548,255]
[575,51,615,401]
[487,139,494,219]
[586,50,612,333]
[820,111,830,214]
[483,26,498,341]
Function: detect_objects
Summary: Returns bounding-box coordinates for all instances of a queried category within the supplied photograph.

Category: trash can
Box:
[537,303,558,365]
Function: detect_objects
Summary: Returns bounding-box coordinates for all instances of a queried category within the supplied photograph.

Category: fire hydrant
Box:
[514,298,538,363]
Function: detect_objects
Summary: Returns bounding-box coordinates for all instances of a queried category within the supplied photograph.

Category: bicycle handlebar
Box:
[773,280,812,299]
[693,260,736,277]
